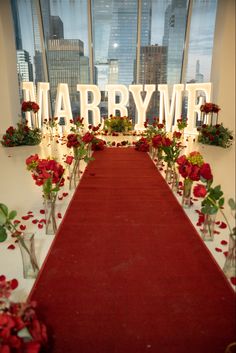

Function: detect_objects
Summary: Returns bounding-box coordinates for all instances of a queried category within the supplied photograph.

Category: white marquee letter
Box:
[158,84,184,132]
[105,85,129,117]
[22,81,36,128]
[37,82,50,128]
[54,83,72,131]
[185,83,212,134]
[77,84,101,127]
[129,85,155,131]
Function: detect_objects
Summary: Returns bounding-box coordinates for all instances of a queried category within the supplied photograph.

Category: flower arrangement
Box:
[200,102,220,127]
[176,117,188,131]
[21,101,40,114]
[0,203,39,275]
[91,137,106,151]
[103,115,132,133]
[21,101,40,129]
[161,134,184,167]
[70,116,84,133]
[197,123,233,148]
[144,117,165,140]
[26,155,65,234]
[0,275,48,352]
[134,137,150,152]
[1,121,42,147]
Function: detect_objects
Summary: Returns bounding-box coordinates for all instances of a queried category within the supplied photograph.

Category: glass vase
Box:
[201,213,216,241]
[150,145,156,160]
[156,149,163,168]
[182,179,193,208]
[69,159,80,189]
[18,233,39,279]
[44,198,57,235]
[223,235,236,278]
[87,142,92,158]
[171,167,179,192]
[165,163,173,184]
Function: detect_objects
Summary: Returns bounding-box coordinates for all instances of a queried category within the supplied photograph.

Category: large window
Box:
[11,0,218,119]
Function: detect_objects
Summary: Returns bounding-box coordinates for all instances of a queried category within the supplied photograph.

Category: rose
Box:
[193,184,208,198]
[200,163,213,181]
[82,132,94,144]
[189,165,201,181]
[152,134,162,148]
[173,131,182,139]
[67,134,80,148]
[178,160,192,178]
[162,137,172,147]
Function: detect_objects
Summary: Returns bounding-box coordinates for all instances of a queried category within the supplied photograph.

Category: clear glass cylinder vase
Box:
[69,159,80,190]
[18,233,39,279]
[165,163,173,184]
[156,149,163,168]
[44,198,57,235]
[201,213,216,241]
[182,179,193,208]
[171,167,179,192]
[223,235,236,278]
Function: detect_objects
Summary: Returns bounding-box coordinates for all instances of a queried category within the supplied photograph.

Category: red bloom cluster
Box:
[70,116,84,125]
[200,103,220,114]
[21,101,39,113]
[88,123,101,132]
[26,154,65,188]
[193,184,208,198]
[0,275,18,299]
[135,137,150,152]
[82,132,94,144]
[152,134,163,148]
[177,155,213,182]
[65,155,74,165]
[67,134,80,148]
[92,138,106,151]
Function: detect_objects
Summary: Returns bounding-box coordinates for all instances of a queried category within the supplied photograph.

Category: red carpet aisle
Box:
[30,148,236,353]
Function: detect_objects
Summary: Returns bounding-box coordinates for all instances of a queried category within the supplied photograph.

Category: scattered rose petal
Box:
[215,247,222,252]
[213,230,220,234]
[32,219,39,224]
[63,192,68,197]
[230,277,236,286]
[57,213,62,219]
[38,223,44,229]
[22,215,30,220]
[223,251,228,257]
[221,240,228,245]
[20,225,26,231]
[215,221,220,225]
[219,222,227,229]
[27,211,33,214]
[7,244,15,250]
[13,220,21,224]
[39,219,46,224]
[58,196,63,200]
[40,209,45,214]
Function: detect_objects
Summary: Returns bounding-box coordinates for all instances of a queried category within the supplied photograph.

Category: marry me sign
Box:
[22,82,212,134]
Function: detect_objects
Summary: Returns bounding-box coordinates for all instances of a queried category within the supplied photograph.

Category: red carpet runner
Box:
[30,148,236,353]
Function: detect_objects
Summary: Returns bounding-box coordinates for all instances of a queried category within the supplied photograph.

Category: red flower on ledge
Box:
[21,101,40,113]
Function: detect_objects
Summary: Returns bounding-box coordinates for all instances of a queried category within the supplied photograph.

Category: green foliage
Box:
[1,121,42,147]
[201,185,224,215]
[198,124,233,148]
[0,203,17,242]
[104,116,132,132]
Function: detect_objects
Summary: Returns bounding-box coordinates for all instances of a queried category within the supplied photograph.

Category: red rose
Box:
[162,137,172,147]
[26,154,39,166]
[152,134,162,148]
[193,184,207,198]
[173,131,182,139]
[200,163,213,181]
[178,160,192,178]
[31,102,40,113]
[177,155,187,165]
[157,123,164,129]
[189,165,201,181]
[82,132,94,143]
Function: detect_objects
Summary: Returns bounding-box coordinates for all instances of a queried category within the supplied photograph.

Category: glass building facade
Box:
[11,0,218,119]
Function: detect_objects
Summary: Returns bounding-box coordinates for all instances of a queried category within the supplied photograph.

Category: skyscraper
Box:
[195,59,204,83]
[162,0,188,85]
[47,39,89,114]
[108,0,152,85]
[50,16,64,39]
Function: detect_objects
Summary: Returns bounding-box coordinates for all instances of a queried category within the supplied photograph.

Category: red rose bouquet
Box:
[0,275,48,353]
[177,117,188,131]
[92,138,106,151]
[144,117,166,141]
[70,116,84,133]
[1,121,42,147]
[26,155,65,234]
[134,137,150,152]
[200,102,220,126]
[21,101,40,129]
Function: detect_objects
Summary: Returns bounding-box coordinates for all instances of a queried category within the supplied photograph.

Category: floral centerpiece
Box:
[1,121,42,147]
[26,155,65,234]
[134,137,150,152]
[176,151,212,208]
[0,203,39,278]
[176,117,188,131]
[21,101,40,128]
[0,275,48,352]
[144,117,165,141]
[200,102,220,126]
[197,123,233,148]
[66,133,93,189]
[103,115,132,133]
[91,137,106,151]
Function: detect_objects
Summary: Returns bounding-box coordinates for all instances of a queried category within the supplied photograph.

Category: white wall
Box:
[0,0,20,135]
[210,0,235,131]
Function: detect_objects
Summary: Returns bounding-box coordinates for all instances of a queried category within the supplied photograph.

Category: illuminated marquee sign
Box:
[22,82,212,134]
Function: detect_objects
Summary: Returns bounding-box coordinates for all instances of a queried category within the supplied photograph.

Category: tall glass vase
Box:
[165,163,173,184]
[18,233,39,279]
[223,235,236,278]
[44,198,57,235]
[182,179,193,208]
[171,166,179,192]
[156,149,163,168]
[69,158,80,190]
[201,213,216,241]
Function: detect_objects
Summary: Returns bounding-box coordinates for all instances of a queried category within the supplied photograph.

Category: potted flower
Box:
[103,115,132,133]
[26,155,65,234]
[0,203,39,278]
[197,123,233,148]
[21,101,40,128]
[1,121,42,147]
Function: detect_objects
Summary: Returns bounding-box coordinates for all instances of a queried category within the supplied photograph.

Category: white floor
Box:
[0,132,235,302]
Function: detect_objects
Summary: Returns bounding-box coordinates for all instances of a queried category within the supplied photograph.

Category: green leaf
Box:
[0,226,7,242]
[8,210,17,220]
[218,197,224,207]
[228,198,236,210]
[0,203,8,217]
[209,205,218,215]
